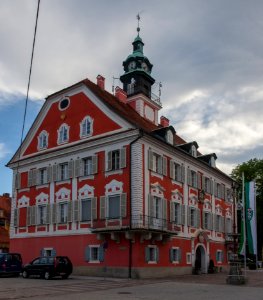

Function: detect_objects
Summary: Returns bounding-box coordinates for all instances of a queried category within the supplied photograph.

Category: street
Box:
[0,270,263,300]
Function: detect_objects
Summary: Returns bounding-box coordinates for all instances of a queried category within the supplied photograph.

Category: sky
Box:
[0,0,263,195]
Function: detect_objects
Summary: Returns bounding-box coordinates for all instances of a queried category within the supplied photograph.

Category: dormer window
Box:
[57,123,69,144]
[191,145,197,157]
[210,156,216,167]
[80,116,93,138]
[38,130,48,150]
[166,130,173,145]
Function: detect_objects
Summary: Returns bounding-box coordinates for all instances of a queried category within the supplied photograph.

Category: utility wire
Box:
[17,0,41,165]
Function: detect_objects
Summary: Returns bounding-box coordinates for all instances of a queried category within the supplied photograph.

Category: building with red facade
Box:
[0,193,11,252]
[7,27,236,278]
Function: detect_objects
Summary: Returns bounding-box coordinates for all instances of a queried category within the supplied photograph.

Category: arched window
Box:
[80,116,93,138]
[57,123,69,144]
[38,130,48,150]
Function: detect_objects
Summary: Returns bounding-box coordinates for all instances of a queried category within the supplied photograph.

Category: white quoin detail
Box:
[55,187,71,202]
[18,196,30,208]
[105,179,123,195]
[36,192,49,205]
[78,184,95,198]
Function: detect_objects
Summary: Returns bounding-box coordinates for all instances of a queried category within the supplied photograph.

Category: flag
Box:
[245,181,257,255]
[238,207,245,255]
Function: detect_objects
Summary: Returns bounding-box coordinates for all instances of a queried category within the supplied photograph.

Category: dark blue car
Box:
[0,253,22,277]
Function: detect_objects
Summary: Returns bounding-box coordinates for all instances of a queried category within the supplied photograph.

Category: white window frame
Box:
[81,198,92,222]
[80,116,93,138]
[108,194,121,219]
[170,247,180,263]
[89,245,100,263]
[186,252,192,264]
[203,211,212,230]
[83,157,93,176]
[38,130,48,150]
[37,205,47,225]
[58,202,68,223]
[59,163,69,181]
[147,245,158,264]
[39,168,47,185]
[216,250,223,263]
[57,123,69,145]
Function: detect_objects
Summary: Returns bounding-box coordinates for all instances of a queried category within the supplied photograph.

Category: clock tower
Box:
[120,15,162,125]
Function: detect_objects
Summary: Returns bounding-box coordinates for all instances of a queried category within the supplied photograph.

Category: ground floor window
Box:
[170,247,181,263]
[85,245,104,263]
[145,246,159,263]
[216,250,223,263]
[186,253,192,264]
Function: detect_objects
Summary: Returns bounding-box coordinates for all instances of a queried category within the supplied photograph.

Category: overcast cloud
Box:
[0,0,262,193]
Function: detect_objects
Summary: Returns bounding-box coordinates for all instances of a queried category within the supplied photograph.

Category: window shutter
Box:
[148,194,154,218]
[51,249,56,257]
[13,208,18,227]
[197,173,201,189]
[197,208,200,228]
[170,160,175,179]
[181,205,186,225]
[187,207,190,226]
[100,196,106,219]
[224,217,227,233]
[47,166,52,183]
[145,247,150,262]
[157,156,163,174]
[169,248,173,262]
[31,206,36,225]
[67,201,72,222]
[15,173,21,190]
[28,170,33,187]
[221,216,225,232]
[221,184,225,200]
[92,155,98,174]
[74,159,80,177]
[79,159,84,177]
[53,165,58,182]
[202,210,205,229]
[120,193,127,218]
[187,168,191,185]
[107,151,112,171]
[211,179,214,195]
[170,201,174,222]
[163,198,167,222]
[51,203,57,224]
[212,214,216,231]
[85,246,90,262]
[73,200,79,222]
[36,170,40,186]
[156,247,159,262]
[177,165,182,182]
[162,156,167,176]
[202,175,205,190]
[99,246,104,262]
[68,160,74,179]
[214,181,218,197]
[207,179,211,194]
[120,148,126,169]
[32,169,37,186]
[46,204,51,224]
[178,248,181,262]
[26,206,31,226]
[148,149,153,171]
[40,249,45,256]
[92,197,97,220]
[181,164,185,183]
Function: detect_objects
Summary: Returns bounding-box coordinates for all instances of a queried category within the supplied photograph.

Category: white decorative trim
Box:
[37,130,49,151]
[36,192,49,205]
[215,204,222,215]
[79,175,95,181]
[203,200,212,211]
[79,115,94,139]
[55,187,71,202]
[57,123,70,145]
[105,169,123,177]
[58,96,70,111]
[171,189,183,201]
[17,196,30,208]
[105,179,123,195]
[189,193,198,206]
[78,184,95,199]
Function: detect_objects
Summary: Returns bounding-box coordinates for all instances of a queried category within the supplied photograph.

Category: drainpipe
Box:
[128,129,144,279]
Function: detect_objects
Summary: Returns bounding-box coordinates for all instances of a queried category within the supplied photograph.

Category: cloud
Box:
[0,143,10,159]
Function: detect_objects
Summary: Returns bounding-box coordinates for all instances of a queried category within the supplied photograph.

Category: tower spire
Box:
[136,13,141,36]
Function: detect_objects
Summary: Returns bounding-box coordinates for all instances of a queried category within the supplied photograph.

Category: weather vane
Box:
[136,13,141,35]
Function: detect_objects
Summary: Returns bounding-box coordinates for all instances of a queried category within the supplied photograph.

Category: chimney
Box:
[160,116,170,127]
[115,86,127,103]
[96,75,105,90]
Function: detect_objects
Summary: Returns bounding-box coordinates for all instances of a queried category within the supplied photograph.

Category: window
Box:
[170,248,181,263]
[216,250,223,263]
[38,131,48,150]
[173,202,181,224]
[170,161,184,182]
[58,124,69,144]
[215,214,224,232]
[225,218,232,234]
[191,145,197,157]
[81,198,92,222]
[145,246,159,263]
[148,149,167,175]
[37,205,47,225]
[85,245,104,262]
[59,98,70,110]
[204,177,212,194]
[108,195,120,219]
[186,253,192,264]
[215,183,223,198]
[106,148,126,171]
[190,170,197,187]
[152,153,162,173]
[80,116,93,138]
[59,163,69,181]
[39,168,47,185]
[59,202,68,223]
[83,157,92,176]
[203,211,212,230]
[154,196,162,219]
[189,207,199,228]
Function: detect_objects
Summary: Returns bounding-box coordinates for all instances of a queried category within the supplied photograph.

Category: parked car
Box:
[22,256,73,280]
[0,253,22,277]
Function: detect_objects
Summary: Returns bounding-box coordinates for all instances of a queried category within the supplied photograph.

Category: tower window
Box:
[59,98,70,110]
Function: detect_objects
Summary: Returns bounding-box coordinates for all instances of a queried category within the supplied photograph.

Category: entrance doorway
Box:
[195,245,206,273]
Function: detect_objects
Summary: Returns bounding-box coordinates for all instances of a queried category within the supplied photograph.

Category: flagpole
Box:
[254,181,258,268]
[242,172,247,277]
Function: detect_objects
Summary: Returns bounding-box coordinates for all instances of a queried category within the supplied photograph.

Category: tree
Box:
[231,158,263,261]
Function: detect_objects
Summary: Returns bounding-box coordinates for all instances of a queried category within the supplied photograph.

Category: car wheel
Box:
[44,271,50,280]
[22,270,29,278]
[62,274,69,279]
